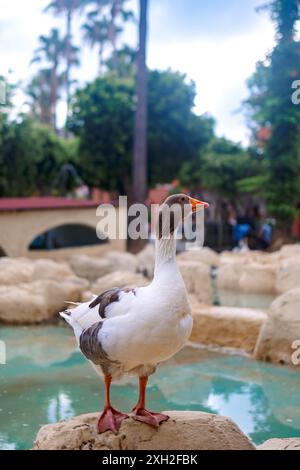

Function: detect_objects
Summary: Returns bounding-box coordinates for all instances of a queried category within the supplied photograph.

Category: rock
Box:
[0,257,79,285]
[0,257,34,285]
[247,251,279,265]
[31,259,76,281]
[188,294,203,307]
[258,438,300,450]
[218,262,276,294]
[70,254,116,282]
[276,257,300,294]
[104,251,138,273]
[178,247,220,268]
[91,271,148,293]
[254,288,300,365]
[81,290,94,302]
[219,251,249,266]
[217,262,243,290]
[191,306,267,353]
[70,251,137,282]
[33,411,255,451]
[136,243,155,278]
[219,250,279,267]
[0,278,88,324]
[279,244,300,260]
[239,263,276,294]
[178,261,212,304]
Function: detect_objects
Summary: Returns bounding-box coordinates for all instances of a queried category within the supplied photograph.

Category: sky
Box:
[0,0,276,145]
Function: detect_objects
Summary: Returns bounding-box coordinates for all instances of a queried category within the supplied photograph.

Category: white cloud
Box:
[148,11,275,144]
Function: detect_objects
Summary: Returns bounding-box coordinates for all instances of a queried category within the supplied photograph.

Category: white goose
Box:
[61,194,209,434]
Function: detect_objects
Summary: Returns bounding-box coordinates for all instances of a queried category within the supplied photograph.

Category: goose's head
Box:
[157,193,209,239]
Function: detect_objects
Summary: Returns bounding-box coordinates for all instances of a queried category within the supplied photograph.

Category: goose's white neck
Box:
[154,234,177,277]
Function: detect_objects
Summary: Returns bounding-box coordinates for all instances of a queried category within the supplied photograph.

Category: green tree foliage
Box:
[148,70,214,187]
[179,137,259,204]
[0,117,73,197]
[69,70,214,193]
[203,139,262,202]
[246,0,300,226]
[105,45,137,77]
[69,75,135,193]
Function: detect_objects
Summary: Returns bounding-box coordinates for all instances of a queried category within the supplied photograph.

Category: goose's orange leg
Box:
[132,376,169,427]
[97,375,129,434]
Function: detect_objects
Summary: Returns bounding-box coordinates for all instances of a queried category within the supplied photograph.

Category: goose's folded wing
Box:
[88,286,138,320]
[60,286,138,333]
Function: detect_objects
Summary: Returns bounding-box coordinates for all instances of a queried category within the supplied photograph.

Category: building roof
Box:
[0,197,111,212]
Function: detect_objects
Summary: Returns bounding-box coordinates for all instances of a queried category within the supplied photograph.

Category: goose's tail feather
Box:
[60,296,100,343]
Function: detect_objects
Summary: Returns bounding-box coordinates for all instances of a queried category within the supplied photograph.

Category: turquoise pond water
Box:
[0,324,300,450]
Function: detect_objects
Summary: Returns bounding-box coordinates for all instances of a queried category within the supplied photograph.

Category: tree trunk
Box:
[132,0,148,205]
[65,8,72,136]
[128,0,148,254]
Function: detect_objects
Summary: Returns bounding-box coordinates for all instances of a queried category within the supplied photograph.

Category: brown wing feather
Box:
[89,287,137,319]
[79,322,120,375]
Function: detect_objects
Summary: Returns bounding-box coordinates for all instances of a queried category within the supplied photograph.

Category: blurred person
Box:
[233,208,253,250]
[250,206,273,250]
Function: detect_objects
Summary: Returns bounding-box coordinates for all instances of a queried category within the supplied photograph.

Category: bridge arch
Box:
[0,246,7,257]
[0,204,126,258]
[29,223,108,251]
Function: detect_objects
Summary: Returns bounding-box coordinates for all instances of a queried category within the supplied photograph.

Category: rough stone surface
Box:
[0,278,88,324]
[91,270,148,293]
[217,262,243,290]
[276,257,300,294]
[279,244,300,260]
[70,251,137,282]
[70,254,118,282]
[191,306,267,353]
[0,257,34,285]
[178,261,212,304]
[104,250,138,273]
[258,438,300,450]
[33,411,255,451]
[178,247,220,268]
[219,251,249,266]
[219,251,279,267]
[254,288,300,365]
[0,257,78,285]
[136,244,155,278]
[32,258,76,281]
[239,263,276,294]
[217,261,276,294]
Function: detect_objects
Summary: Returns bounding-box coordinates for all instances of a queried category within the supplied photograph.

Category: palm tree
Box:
[105,45,137,77]
[31,29,65,129]
[108,0,134,70]
[132,0,148,205]
[82,11,110,73]
[88,0,133,71]
[27,69,52,125]
[45,0,85,119]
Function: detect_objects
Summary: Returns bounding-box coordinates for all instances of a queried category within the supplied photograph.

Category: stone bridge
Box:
[0,198,126,258]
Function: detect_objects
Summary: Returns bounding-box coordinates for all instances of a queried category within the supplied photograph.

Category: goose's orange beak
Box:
[189,197,210,213]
